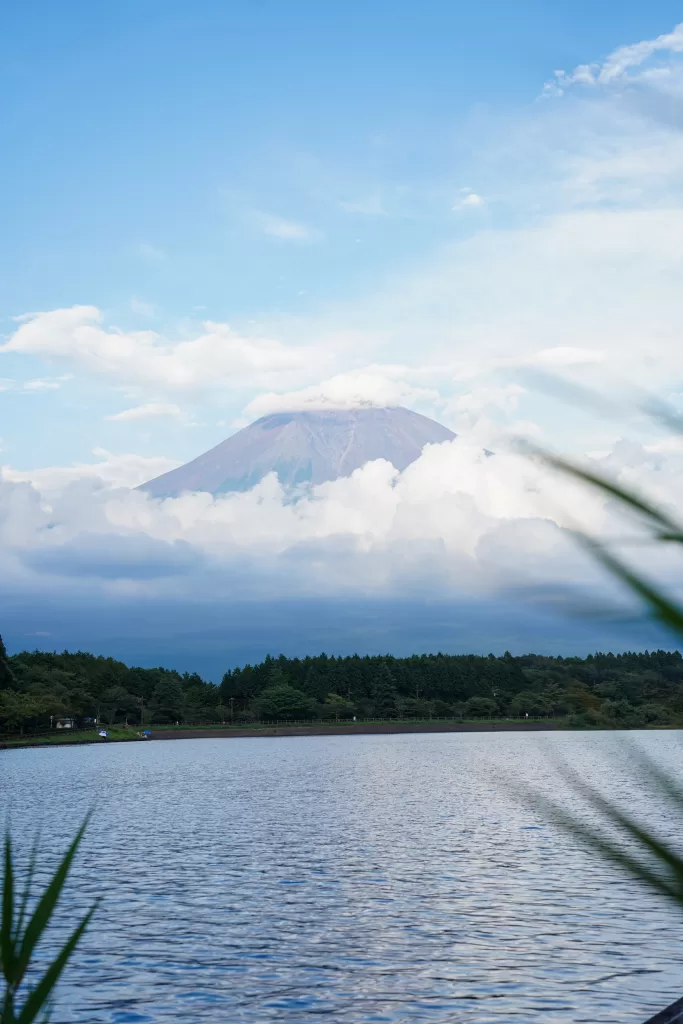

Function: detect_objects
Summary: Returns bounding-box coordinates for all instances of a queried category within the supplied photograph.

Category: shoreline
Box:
[1,719,564,750]
[151,720,562,740]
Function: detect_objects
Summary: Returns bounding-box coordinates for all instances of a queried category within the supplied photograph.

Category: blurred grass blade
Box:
[2,819,96,1023]
[15,818,89,985]
[574,533,683,638]
[526,444,683,537]
[14,838,40,944]
[16,905,97,1024]
[2,835,15,983]
[533,790,683,905]
[522,749,683,910]
[556,764,683,886]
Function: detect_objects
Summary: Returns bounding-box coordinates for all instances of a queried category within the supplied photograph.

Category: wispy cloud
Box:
[2,447,179,491]
[252,212,321,242]
[138,242,167,262]
[23,377,64,392]
[545,21,683,94]
[0,375,70,393]
[107,402,183,422]
[339,195,387,216]
[130,297,156,318]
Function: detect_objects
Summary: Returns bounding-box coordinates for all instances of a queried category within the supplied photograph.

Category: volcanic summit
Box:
[139,406,455,498]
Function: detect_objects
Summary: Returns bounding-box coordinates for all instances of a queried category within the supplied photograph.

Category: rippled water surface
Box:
[3,731,683,1023]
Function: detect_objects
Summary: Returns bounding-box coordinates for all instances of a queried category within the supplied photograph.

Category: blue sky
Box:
[2,2,683,670]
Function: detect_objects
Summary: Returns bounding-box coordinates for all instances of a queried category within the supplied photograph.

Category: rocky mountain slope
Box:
[139,406,455,497]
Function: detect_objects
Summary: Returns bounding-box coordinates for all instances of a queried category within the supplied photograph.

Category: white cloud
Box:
[453,187,484,211]
[138,242,166,261]
[107,403,182,422]
[546,21,683,94]
[0,375,70,393]
[23,377,63,392]
[244,367,440,418]
[130,297,156,318]
[2,306,317,394]
[253,212,320,241]
[534,347,606,367]
[339,196,387,216]
[445,385,525,417]
[1,435,681,608]
[2,448,179,493]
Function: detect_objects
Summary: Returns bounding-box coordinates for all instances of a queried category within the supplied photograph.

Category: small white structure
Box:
[53,717,75,730]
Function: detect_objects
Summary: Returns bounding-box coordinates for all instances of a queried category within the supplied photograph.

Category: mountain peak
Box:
[139,405,456,497]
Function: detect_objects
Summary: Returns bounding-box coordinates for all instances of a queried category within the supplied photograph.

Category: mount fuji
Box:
[139,406,455,498]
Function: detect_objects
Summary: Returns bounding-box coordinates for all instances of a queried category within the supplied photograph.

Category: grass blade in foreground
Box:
[528,438,683,1018]
[1,820,97,1023]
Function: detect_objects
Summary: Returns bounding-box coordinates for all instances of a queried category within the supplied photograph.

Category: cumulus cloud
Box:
[2,307,316,394]
[453,188,484,210]
[2,448,179,493]
[243,367,440,418]
[107,403,182,422]
[1,436,681,614]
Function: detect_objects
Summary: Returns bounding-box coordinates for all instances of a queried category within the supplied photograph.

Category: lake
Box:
[2,731,683,1023]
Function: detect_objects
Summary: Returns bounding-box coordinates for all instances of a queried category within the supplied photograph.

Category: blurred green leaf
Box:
[15,819,90,986]
[1,820,96,1024]
[525,443,683,538]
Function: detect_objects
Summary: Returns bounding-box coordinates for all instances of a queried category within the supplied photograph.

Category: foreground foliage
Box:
[1,822,95,1023]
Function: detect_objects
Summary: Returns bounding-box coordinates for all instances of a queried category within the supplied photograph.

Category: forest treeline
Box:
[1,635,682,733]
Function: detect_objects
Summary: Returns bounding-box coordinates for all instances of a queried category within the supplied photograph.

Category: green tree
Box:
[0,691,45,735]
[398,697,433,719]
[508,691,550,718]
[150,677,185,723]
[256,684,316,721]
[320,693,356,721]
[100,686,137,726]
[0,634,16,691]
[432,699,455,718]
[371,664,397,718]
[464,695,498,719]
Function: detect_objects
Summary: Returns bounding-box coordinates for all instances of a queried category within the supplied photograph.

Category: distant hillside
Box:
[139,406,456,497]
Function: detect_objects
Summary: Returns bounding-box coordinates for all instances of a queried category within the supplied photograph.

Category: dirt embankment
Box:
[151,721,561,740]
[1,720,563,750]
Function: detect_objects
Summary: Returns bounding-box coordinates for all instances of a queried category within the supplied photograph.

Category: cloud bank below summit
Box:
[2,430,682,673]
[3,434,682,602]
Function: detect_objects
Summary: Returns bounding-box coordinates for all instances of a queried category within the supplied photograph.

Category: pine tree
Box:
[0,634,16,690]
[371,664,397,718]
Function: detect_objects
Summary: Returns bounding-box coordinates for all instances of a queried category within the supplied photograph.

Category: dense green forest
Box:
[1,634,682,733]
